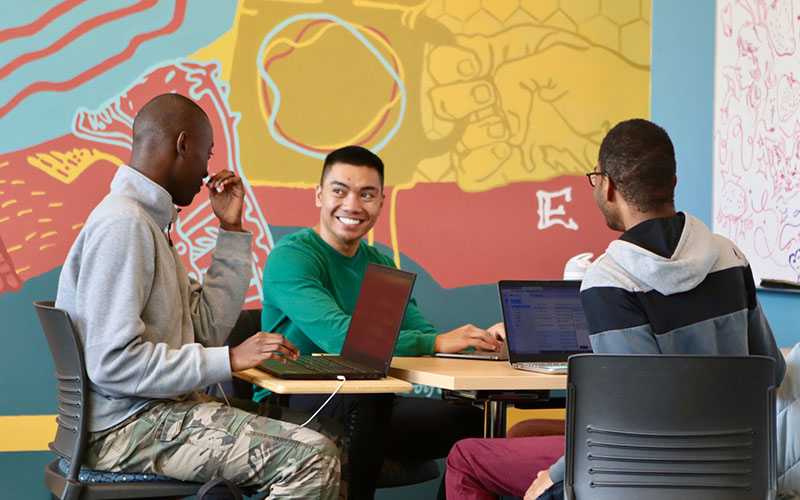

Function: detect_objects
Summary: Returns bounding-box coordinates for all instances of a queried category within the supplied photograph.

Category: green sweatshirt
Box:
[258,228,437,397]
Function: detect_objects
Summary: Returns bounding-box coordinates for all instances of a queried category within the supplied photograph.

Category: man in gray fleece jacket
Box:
[56,93,341,499]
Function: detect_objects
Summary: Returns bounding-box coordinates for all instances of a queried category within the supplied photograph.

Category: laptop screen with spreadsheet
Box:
[499,280,592,363]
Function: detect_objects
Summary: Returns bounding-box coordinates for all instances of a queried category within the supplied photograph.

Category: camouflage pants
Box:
[83,396,343,499]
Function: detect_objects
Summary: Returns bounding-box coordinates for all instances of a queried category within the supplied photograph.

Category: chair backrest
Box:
[564,354,777,500]
[34,301,89,485]
[228,309,262,400]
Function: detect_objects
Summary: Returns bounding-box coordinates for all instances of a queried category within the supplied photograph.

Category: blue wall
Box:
[651,0,799,349]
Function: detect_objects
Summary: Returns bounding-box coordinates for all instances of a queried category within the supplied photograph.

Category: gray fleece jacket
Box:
[56,165,252,432]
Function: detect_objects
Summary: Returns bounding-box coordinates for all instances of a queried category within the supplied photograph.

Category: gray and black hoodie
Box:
[549,212,786,483]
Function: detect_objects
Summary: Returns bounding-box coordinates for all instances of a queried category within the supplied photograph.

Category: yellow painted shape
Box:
[40,243,55,251]
[17,209,32,216]
[72,223,84,230]
[28,148,122,184]
[0,161,8,168]
[31,191,45,196]
[17,266,30,273]
[38,218,52,223]
[0,216,9,223]
[40,231,57,239]
[257,21,405,151]
[1,199,16,208]
[186,0,245,81]
[506,407,566,431]
[25,232,36,241]
[49,202,63,208]
[11,180,24,185]
[7,245,21,253]
[0,415,55,452]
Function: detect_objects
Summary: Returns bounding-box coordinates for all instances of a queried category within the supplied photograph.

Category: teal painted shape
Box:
[0,267,60,415]
[0,451,53,499]
[0,0,238,154]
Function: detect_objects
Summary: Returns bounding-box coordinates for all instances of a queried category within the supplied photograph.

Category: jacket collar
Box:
[110,165,177,229]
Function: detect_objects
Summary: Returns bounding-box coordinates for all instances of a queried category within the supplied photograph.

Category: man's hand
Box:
[434,324,503,353]
[487,321,505,340]
[524,470,554,500]
[229,332,299,372]
[207,170,244,232]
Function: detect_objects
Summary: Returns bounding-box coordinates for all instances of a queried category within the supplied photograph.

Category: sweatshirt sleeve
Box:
[189,228,253,347]
[73,216,232,398]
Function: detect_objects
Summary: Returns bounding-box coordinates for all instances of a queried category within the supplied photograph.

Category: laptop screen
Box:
[340,263,416,373]
[499,280,592,362]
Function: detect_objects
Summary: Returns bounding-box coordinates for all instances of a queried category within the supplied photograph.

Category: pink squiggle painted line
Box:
[0,0,86,43]
[0,0,186,121]
[0,0,158,82]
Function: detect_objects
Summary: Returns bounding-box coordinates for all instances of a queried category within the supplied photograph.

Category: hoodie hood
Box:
[604,213,720,295]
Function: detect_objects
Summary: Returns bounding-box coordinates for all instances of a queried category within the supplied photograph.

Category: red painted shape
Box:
[0,138,120,286]
[250,180,617,289]
[0,235,23,294]
[0,0,86,43]
[0,0,186,120]
[0,0,158,81]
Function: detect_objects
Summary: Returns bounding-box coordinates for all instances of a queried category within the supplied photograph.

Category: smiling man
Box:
[260,145,502,499]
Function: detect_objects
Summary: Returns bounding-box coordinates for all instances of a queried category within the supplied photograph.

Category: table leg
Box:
[484,399,506,438]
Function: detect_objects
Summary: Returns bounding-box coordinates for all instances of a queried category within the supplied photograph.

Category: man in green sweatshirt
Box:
[260,145,503,499]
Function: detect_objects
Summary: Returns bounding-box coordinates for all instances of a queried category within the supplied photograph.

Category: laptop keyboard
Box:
[290,356,375,375]
[515,362,567,369]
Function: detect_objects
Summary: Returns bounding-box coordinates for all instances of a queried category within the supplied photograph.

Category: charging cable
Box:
[300,375,347,427]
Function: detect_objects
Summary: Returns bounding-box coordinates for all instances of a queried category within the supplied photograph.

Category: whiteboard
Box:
[713,0,800,285]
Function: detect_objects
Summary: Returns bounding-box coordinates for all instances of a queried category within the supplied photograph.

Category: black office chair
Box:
[226,308,441,488]
[34,301,243,500]
[564,354,777,500]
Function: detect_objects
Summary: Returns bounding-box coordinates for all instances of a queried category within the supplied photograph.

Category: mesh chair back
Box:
[34,301,88,481]
[565,354,777,500]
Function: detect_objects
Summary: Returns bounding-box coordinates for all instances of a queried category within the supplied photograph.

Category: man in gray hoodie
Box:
[56,93,341,499]
[446,118,786,500]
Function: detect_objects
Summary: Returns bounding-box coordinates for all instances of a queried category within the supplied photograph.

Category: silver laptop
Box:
[499,280,592,374]
[435,340,508,361]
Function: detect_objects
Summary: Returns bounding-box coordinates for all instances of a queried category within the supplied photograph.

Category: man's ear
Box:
[315,184,322,208]
[176,131,188,158]
[603,177,615,202]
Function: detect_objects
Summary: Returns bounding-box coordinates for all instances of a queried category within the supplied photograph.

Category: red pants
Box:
[445,436,565,500]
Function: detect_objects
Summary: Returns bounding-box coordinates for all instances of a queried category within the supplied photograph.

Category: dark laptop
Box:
[258,263,416,380]
[499,280,592,374]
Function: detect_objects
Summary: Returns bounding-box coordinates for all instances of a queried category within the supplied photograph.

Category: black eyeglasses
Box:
[586,171,612,187]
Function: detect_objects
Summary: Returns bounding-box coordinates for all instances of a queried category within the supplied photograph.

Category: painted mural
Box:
[0,0,650,301]
[714,0,800,284]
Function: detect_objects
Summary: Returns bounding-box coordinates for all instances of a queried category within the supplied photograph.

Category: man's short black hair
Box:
[321,146,384,186]
[598,119,676,212]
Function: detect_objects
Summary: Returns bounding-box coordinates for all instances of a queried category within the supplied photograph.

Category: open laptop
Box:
[499,280,592,374]
[434,338,508,360]
[258,263,416,380]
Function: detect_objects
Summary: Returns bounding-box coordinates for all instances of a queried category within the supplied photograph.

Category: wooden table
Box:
[389,357,567,437]
[234,368,413,394]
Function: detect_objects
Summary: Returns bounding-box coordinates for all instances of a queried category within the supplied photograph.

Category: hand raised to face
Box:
[207,170,245,232]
